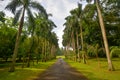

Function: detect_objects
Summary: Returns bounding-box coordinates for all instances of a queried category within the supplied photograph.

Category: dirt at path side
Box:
[33,58,88,80]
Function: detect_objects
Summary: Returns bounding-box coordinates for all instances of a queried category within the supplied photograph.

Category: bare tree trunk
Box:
[96,0,115,71]
[9,8,25,72]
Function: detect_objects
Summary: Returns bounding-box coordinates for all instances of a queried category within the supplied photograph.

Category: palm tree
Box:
[70,3,87,63]
[95,0,115,71]
[77,3,86,63]
[80,0,114,71]
[5,0,47,72]
[65,16,77,61]
[33,13,57,62]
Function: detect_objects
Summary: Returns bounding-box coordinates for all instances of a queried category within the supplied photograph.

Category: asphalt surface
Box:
[33,59,88,80]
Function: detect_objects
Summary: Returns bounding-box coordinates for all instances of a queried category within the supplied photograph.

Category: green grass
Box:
[0,60,56,80]
[66,58,120,80]
[56,55,65,59]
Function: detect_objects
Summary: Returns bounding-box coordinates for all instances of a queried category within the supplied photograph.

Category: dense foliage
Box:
[0,1,58,72]
[62,0,120,69]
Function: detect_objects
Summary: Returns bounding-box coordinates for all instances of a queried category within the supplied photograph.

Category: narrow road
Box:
[33,59,88,80]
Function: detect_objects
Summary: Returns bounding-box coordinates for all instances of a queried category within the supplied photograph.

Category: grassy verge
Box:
[56,55,65,59]
[65,58,120,80]
[0,59,56,80]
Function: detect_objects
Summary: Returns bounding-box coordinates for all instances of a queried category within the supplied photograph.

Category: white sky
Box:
[0,0,86,48]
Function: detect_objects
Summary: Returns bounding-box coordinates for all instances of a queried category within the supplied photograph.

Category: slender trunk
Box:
[96,51,100,68]
[47,43,50,60]
[27,34,34,67]
[95,44,101,68]
[80,25,83,51]
[96,0,114,71]
[41,40,44,62]
[46,41,49,60]
[76,31,80,62]
[9,8,25,72]
[82,53,86,64]
[51,45,56,59]
[80,24,86,64]
[27,53,30,67]
[50,44,52,59]
[50,45,53,59]
[52,45,55,58]
[36,56,39,64]
[36,37,40,64]
[66,44,70,59]
[71,31,76,61]
[22,56,25,68]
[44,39,47,62]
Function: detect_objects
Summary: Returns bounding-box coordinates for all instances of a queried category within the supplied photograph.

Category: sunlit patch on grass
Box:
[24,68,45,71]
[56,55,65,59]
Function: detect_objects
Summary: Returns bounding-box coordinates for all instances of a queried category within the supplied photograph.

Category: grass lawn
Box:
[0,59,56,80]
[56,55,65,59]
[66,58,120,80]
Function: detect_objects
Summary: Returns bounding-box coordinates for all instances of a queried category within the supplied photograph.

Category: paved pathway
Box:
[33,59,88,80]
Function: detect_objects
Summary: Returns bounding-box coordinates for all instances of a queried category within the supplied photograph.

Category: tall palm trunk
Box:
[71,31,76,61]
[44,39,47,62]
[42,39,46,62]
[76,31,80,62]
[95,44,101,68]
[27,36,34,67]
[80,24,86,64]
[96,0,114,71]
[66,44,70,59]
[36,37,40,64]
[52,45,56,58]
[46,41,49,60]
[41,40,44,62]
[50,44,53,59]
[9,7,25,72]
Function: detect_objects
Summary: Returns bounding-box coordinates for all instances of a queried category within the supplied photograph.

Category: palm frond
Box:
[110,46,120,58]
[27,8,35,31]
[13,8,22,25]
[48,20,57,28]
[0,11,5,23]
[48,13,52,17]
[86,0,92,3]
[77,3,83,16]
[5,0,22,14]
[29,1,47,17]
